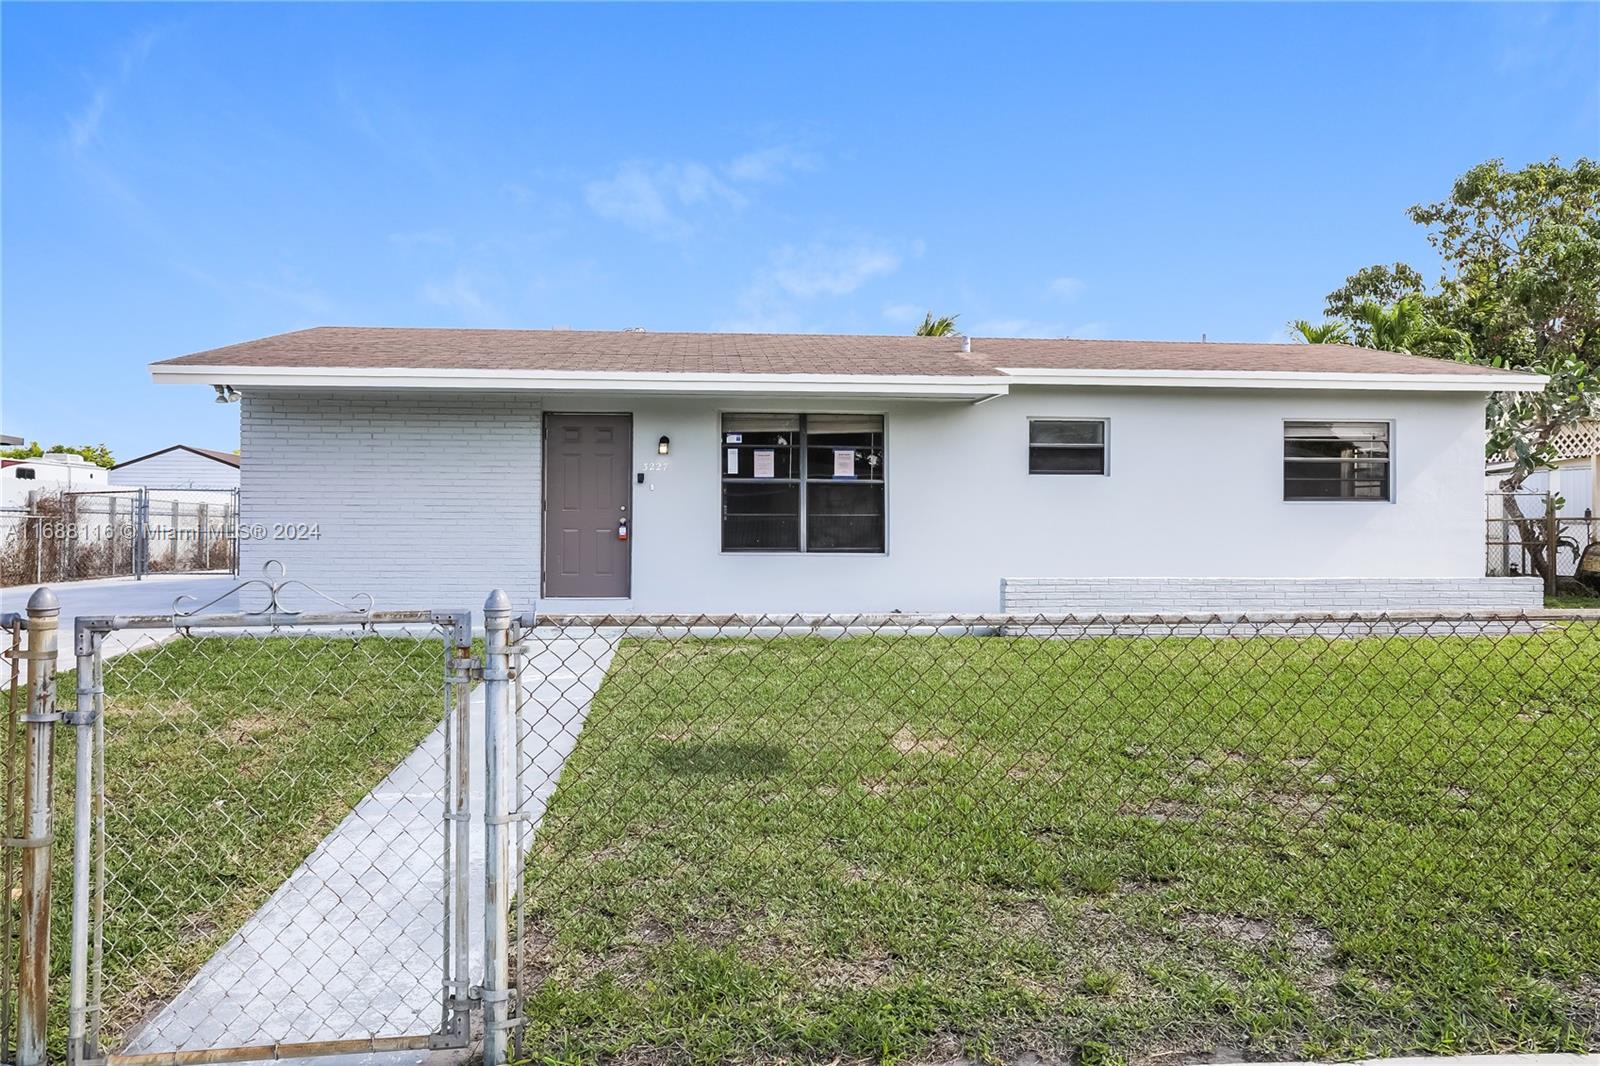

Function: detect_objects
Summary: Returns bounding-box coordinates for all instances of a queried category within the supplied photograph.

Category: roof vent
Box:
[960,335,971,353]
[622,326,646,333]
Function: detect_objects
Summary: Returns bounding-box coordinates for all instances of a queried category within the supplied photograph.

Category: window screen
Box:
[1028,420,1106,475]
[1283,421,1391,501]
[721,414,884,552]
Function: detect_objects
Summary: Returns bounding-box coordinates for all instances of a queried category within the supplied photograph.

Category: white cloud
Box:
[725,145,818,183]
[719,239,905,332]
[584,161,744,238]
[67,27,160,155]
[583,145,822,238]
[1047,276,1085,301]
[420,269,495,320]
[766,242,901,299]
[881,303,925,325]
[1068,321,1111,339]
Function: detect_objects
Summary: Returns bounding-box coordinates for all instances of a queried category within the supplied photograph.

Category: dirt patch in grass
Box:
[890,726,958,757]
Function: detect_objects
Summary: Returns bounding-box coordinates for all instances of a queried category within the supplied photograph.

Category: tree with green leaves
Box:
[914,312,961,337]
[0,441,116,468]
[1315,157,1600,584]
[1288,319,1351,345]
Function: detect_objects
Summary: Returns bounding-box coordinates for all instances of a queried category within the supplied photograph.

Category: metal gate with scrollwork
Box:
[3,565,477,1066]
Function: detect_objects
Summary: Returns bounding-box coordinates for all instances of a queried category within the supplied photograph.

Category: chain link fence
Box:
[5,599,1600,1066]
[1,489,238,587]
[1487,490,1600,589]
[1,580,476,1066]
[501,611,1600,1064]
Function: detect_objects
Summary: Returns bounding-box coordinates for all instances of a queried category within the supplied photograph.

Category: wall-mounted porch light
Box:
[658,435,671,455]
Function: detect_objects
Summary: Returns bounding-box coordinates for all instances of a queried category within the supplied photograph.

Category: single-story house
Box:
[150,326,1547,615]
[109,445,241,492]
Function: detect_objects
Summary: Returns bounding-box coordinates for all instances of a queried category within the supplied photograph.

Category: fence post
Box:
[67,619,101,1066]
[16,588,59,1066]
[1545,505,1560,598]
[138,489,150,580]
[482,590,515,1066]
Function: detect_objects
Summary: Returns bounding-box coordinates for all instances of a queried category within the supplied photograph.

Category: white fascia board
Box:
[148,363,1013,400]
[996,367,1549,393]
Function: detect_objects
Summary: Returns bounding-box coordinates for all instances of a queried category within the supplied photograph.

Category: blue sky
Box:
[2,2,1596,459]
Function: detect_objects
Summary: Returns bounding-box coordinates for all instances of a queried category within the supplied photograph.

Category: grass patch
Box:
[31,633,451,1052]
[518,628,1600,1064]
[1548,594,1600,608]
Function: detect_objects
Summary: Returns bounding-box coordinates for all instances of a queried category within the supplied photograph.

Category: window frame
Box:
[1027,417,1110,477]
[719,411,889,555]
[1281,418,1394,503]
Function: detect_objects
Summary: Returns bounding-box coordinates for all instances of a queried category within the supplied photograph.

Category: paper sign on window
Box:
[726,448,739,475]
[753,450,775,478]
[833,449,856,478]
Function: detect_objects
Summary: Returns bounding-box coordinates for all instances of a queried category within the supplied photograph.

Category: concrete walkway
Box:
[122,628,617,1066]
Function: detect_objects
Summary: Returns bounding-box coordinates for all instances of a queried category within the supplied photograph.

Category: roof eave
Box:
[995,368,1550,393]
[148,363,1013,401]
[150,361,1549,396]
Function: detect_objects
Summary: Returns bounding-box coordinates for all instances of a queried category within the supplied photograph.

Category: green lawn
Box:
[517,626,1600,1065]
[34,633,450,1053]
[1548,594,1600,609]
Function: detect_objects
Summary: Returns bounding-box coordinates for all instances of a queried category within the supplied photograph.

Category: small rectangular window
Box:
[1283,421,1391,501]
[1029,420,1106,475]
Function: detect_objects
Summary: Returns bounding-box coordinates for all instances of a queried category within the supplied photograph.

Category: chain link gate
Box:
[0,565,479,1066]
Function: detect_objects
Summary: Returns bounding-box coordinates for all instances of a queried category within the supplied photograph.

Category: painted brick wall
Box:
[110,449,240,490]
[239,392,540,611]
[1000,577,1546,614]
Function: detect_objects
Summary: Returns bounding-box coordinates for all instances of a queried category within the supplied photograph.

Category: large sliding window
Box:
[1283,421,1392,501]
[722,413,885,552]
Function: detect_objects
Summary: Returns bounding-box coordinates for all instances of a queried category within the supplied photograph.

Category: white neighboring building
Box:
[150,326,1549,614]
[1,452,110,510]
[110,445,241,491]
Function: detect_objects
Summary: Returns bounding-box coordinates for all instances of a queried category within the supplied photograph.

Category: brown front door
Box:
[543,413,632,597]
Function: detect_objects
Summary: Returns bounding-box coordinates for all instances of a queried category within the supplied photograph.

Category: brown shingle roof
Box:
[155,326,1519,380]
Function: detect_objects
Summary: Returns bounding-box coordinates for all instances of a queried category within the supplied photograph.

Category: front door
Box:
[543,413,632,597]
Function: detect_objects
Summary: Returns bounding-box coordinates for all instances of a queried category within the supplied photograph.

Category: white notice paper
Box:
[833,449,856,478]
[753,449,775,478]
[726,448,739,475]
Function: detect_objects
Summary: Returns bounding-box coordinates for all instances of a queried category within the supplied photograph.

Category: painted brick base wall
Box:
[1000,577,1546,614]
[240,392,541,612]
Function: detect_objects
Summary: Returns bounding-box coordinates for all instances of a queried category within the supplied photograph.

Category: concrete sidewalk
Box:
[1,573,238,670]
[122,628,617,1066]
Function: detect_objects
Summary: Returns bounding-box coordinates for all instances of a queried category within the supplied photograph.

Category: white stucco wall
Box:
[237,384,1505,615]
[110,449,241,490]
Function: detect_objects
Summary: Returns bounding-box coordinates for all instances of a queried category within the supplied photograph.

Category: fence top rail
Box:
[76,608,454,634]
[521,608,1600,628]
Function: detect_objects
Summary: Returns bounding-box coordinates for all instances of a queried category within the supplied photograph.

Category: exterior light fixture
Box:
[658,435,670,455]
[213,384,240,404]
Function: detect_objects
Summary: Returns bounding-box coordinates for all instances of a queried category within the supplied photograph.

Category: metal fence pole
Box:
[481,590,514,1066]
[67,620,102,1066]
[16,588,59,1066]
[1545,505,1560,596]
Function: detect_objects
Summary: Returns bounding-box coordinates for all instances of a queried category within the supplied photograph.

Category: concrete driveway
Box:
[0,573,240,669]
